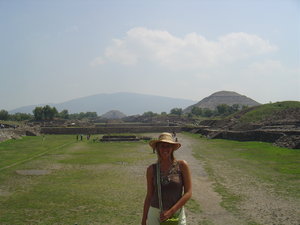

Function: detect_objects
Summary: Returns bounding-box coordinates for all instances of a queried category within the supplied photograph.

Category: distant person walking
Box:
[172,131,178,142]
[141,132,192,225]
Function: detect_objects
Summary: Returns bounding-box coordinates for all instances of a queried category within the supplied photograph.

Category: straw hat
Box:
[149,132,181,150]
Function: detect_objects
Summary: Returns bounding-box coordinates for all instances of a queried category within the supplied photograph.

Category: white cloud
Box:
[92,27,278,70]
[89,57,106,67]
[246,60,284,76]
[104,39,138,65]
[217,33,277,62]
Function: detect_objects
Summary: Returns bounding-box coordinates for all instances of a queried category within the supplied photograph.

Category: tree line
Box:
[0,105,98,121]
[189,104,247,117]
[0,104,247,121]
[142,104,246,118]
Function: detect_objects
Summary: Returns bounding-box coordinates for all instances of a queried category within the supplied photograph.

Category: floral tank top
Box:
[150,161,183,210]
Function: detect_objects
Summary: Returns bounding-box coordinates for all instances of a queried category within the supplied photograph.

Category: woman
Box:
[141,132,192,225]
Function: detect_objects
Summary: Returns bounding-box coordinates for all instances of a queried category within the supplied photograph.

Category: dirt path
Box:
[175,133,241,225]
[173,133,300,225]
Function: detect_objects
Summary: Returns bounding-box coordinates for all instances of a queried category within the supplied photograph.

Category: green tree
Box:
[68,111,98,120]
[202,108,213,117]
[170,108,183,116]
[33,107,44,120]
[10,113,33,121]
[231,104,240,112]
[85,112,98,118]
[78,112,86,120]
[43,105,57,120]
[58,109,69,119]
[69,113,78,120]
[143,111,156,117]
[33,105,58,120]
[0,110,9,120]
[216,104,231,115]
[191,106,202,116]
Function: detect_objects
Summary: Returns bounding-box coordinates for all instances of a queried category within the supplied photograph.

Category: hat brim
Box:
[149,140,181,151]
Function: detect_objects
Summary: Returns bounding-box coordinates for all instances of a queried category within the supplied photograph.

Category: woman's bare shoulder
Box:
[146,163,155,174]
[177,159,188,166]
[177,160,190,170]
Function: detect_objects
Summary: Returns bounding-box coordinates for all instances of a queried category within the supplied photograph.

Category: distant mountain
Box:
[9,92,196,116]
[184,91,260,112]
[101,110,127,119]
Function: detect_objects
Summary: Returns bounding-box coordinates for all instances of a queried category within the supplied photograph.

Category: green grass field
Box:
[0,134,299,225]
[0,135,155,225]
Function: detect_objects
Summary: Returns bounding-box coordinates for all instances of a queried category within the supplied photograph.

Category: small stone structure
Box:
[100,135,143,142]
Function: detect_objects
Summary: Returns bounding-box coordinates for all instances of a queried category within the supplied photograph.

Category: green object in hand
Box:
[160,216,179,225]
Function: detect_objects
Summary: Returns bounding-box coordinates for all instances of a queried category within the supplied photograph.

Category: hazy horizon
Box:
[9,91,197,111]
[4,89,299,112]
[1,0,299,111]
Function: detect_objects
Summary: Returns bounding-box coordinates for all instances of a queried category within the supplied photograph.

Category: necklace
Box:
[160,161,177,186]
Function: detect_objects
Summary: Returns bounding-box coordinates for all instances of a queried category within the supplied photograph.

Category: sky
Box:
[1,0,299,111]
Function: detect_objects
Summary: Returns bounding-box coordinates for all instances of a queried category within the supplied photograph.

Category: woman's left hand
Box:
[160,210,173,222]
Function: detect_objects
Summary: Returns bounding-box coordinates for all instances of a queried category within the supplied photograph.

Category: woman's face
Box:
[157,142,174,159]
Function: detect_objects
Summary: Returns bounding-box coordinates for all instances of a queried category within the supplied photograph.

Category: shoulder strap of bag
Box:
[156,162,163,213]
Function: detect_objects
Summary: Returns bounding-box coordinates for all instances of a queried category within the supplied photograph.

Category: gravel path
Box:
[175,133,241,225]
[172,133,300,225]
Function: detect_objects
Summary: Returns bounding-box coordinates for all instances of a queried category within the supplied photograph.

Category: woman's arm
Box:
[160,160,192,221]
[141,165,154,225]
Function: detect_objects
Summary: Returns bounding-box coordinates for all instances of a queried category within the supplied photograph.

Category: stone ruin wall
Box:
[2,125,299,149]
[0,129,27,142]
[193,127,300,149]
[0,126,40,142]
[40,126,182,135]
